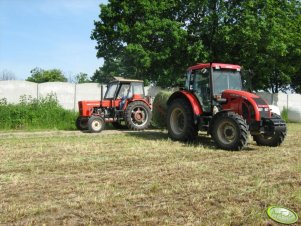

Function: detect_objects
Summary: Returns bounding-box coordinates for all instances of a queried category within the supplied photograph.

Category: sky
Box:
[0,0,108,80]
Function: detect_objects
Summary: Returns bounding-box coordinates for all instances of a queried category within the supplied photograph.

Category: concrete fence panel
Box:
[273,93,289,111]
[256,92,273,105]
[75,83,103,111]
[288,94,301,108]
[1,81,301,117]
[0,81,37,103]
[38,82,75,110]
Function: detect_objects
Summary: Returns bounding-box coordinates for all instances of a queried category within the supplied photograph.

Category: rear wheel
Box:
[125,101,152,130]
[88,116,105,133]
[211,112,248,150]
[76,116,88,130]
[166,99,198,141]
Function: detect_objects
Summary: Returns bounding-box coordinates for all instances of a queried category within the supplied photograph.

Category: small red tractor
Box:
[76,78,152,132]
[166,63,287,150]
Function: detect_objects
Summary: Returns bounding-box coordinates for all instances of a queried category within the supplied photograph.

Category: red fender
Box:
[167,90,203,115]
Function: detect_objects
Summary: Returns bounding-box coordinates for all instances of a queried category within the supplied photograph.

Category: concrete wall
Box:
[0,81,38,103]
[38,82,75,110]
[257,92,301,111]
[0,81,161,111]
[1,81,301,115]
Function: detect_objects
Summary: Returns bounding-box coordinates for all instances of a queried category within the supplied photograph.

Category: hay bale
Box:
[152,91,173,128]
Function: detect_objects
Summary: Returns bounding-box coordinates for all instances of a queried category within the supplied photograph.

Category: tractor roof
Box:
[110,76,143,83]
[188,63,241,71]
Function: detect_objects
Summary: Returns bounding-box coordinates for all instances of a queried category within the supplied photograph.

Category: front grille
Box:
[253,97,270,119]
[260,110,270,118]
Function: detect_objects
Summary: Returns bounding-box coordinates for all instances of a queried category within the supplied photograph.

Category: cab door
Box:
[192,69,211,112]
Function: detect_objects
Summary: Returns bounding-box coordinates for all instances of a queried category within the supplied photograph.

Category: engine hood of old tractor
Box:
[221,89,271,121]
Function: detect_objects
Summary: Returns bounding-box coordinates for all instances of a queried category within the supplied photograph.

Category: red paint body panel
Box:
[176,90,203,115]
[78,101,101,117]
[221,90,270,121]
[188,63,241,71]
[79,97,151,117]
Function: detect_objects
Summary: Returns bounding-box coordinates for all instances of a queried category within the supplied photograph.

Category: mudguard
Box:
[167,90,203,115]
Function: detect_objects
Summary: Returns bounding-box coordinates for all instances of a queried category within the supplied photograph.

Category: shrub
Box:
[152,91,173,128]
[0,94,78,130]
[281,107,289,123]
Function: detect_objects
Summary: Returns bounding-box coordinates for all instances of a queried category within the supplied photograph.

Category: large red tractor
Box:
[76,78,152,132]
[166,63,287,150]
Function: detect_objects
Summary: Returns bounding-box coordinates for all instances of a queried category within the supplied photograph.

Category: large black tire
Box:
[88,116,105,133]
[166,98,198,141]
[76,116,88,130]
[211,112,248,151]
[253,114,286,147]
[124,101,152,130]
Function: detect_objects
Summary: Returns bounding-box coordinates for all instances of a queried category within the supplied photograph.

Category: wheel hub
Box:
[92,121,101,130]
[131,106,148,126]
[224,126,235,140]
[134,110,144,122]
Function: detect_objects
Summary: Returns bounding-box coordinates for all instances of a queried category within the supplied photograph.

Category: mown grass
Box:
[0,124,300,225]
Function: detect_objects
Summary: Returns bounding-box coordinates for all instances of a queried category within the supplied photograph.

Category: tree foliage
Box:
[26,68,67,83]
[75,72,91,84]
[92,0,301,92]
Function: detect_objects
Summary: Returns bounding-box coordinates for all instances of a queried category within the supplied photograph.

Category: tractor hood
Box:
[222,89,260,100]
[221,89,271,121]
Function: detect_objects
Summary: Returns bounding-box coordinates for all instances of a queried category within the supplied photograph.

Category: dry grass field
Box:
[0,124,300,225]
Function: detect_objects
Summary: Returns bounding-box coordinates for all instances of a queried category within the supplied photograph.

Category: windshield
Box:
[212,69,242,95]
[104,83,118,99]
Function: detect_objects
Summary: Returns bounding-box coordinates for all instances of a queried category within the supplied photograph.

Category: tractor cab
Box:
[185,63,242,113]
[104,78,146,109]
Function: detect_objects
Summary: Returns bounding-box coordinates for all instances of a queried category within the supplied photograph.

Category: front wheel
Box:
[253,114,287,147]
[253,131,286,147]
[166,99,198,141]
[88,116,105,133]
[125,101,152,130]
[211,112,248,150]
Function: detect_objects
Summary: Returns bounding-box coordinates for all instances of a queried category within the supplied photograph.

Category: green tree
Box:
[92,0,301,91]
[91,59,126,83]
[75,72,90,84]
[91,1,207,87]
[225,0,301,93]
[26,68,67,83]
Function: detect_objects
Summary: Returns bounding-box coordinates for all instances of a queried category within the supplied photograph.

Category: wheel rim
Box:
[91,119,103,131]
[130,106,148,127]
[170,107,185,135]
[216,120,237,145]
